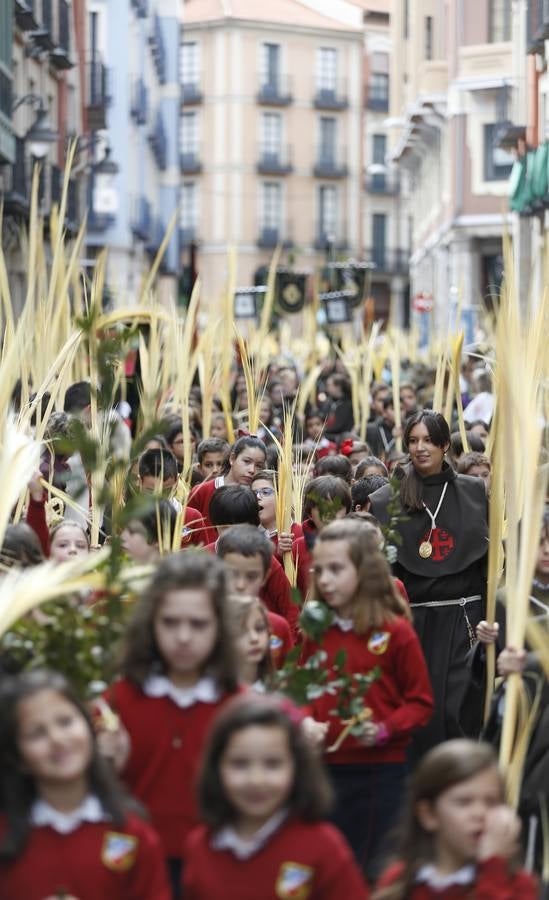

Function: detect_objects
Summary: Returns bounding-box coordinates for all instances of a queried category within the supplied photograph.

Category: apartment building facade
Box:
[389,0,516,338]
[180,0,365,308]
[0,0,88,312]
[86,0,180,304]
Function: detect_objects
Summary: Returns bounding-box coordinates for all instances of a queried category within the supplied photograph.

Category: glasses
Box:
[254,487,275,498]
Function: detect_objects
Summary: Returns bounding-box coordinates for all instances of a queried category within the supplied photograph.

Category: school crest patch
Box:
[368,631,391,655]
[275,861,314,899]
[270,634,284,653]
[101,831,138,872]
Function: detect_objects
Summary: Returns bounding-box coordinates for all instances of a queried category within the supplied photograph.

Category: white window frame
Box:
[260,112,282,155]
[261,182,282,231]
[319,184,338,237]
[181,111,198,155]
[316,47,337,91]
[181,41,200,86]
[181,181,198,230]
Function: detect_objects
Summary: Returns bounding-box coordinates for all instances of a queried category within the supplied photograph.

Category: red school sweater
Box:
[107,678,236,859]
[183,818,369,900]
[0,813,171,900]
[300,618,433,764]
[188,476,222,544]
[376,858,538,899]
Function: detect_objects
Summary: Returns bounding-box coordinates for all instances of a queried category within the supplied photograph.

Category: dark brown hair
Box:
[198,693,333,829]
[374,740,502,900]
[1,524,44,568]
[117,552,239,692]
[399,411,451,511]
[313,519,410,632]
[457,452,491,475]
[302,475,352,520]
[314,454,353,485]
[0,670,140,860]
[217,524,273,576]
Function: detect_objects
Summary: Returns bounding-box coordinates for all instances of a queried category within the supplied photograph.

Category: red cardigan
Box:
[107,678,236,859]
[0,813,171,900]
[376,858,538,899]
[183,818,369,900]
[188,477,221,545]
[300,618,433,764]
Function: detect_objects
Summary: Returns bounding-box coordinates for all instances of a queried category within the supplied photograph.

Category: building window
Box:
[403,0,409,38]
[261,112,282,156]
[484,124,514,180]
[424,16,433,59]
[261,43,281,89]
[319,116,337,163]
[368,52,389,111]
[371,134,387,189]
[372,213,387,268]
[261,182,282,231]
[181,41,200,87]
[181,111,198,155]
[316,47,337,92]
[489,0,512,41]
[181,182,198,233]
[319,184,337,238]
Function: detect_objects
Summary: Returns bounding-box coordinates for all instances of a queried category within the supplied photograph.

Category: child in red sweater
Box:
[230,595,275,690]
[374,739,537,899]
[97,552,240,899]
[0,670,170,900]
[189,436,267,542]
[301,519,433,878]
[183,693,369,899]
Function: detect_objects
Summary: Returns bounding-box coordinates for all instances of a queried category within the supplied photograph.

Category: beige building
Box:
[180,0,365,308]
[388,0,517,338]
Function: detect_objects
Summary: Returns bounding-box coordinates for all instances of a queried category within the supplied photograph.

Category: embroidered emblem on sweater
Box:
[368,631,391,654]
[101,832,138,872]
[275,861,314,898]
[270,634,284,654]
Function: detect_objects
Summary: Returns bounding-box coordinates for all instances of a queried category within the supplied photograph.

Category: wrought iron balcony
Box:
[257,222,293,249]
[130,78,148,126]
[29,0,55,50]
[313,79,348,110]
[256,74,293,106]
[87,59,110,131]
[256,145,293,175]
[364,172,400,195]
[313,147,348,178]
[50,0,73,69]
[150,15,167,84]
[180,225,198,247]
[132,195,152,242]
[365,247,409,276]
[313,226,348,252]
[181,82,203,105]
[180,149,202,174]
[148,114,167,170]
[15,1,39,31]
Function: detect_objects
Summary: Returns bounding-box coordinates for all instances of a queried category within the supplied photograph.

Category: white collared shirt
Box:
[415,864,476,889]
[143,674,220,708]
[212,809,288,860]
[31,795,107,834]
[333,615,354,632]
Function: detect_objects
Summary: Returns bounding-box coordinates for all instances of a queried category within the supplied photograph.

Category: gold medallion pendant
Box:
[419,541,433,559]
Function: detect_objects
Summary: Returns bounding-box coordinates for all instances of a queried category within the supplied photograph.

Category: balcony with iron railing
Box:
[87,57,110,131]
[313,146,348,178]
[256,144,293,175]
[313,78,348,110]
[29,0,55,51]
[313,224,348,251]
[256,73,293,106]
[50,0,72,69]
[365,172,400,195]
[180,148,202,174]
[149,14,167,84]
[257,219,293,249]
[148,113,167,170]
[130,78,148,126]
[132,195,153,242]
[180,224,198,247]
[181,81,203,105]
[365,247,409,276]
[14,1,39,31]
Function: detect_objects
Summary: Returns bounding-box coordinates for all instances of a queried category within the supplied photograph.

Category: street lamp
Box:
[12,95,58,158]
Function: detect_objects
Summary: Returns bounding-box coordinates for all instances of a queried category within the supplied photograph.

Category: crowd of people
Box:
[0,341,547,900]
